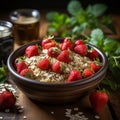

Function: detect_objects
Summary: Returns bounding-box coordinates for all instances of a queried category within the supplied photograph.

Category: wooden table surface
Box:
[0,79,113,120]
[0,10,120,120]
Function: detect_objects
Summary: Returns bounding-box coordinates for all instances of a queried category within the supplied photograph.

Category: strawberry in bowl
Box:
[7,37,108,104]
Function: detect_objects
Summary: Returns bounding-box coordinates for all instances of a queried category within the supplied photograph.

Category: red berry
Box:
[43,41,56,49]
[83,68,93,78]
[87,49,100,60]
[90,62,101,72]
[74,44,88,56]
[37,58,51,70]
[67,69,82,82]
[57,50,72,63]
[15,61,28,73]
[63,37,71,42]
[25,45,39,58]
[52,61,64,74]
[60,40,74,50]
[20,68,34,77]
[41,38,52,47]
[47,47,61,58]
[89,91,108,113]
[75,40,84,46]
[0,90,16,110]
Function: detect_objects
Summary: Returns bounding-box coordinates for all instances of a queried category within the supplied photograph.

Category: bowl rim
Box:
[7,38,108,87]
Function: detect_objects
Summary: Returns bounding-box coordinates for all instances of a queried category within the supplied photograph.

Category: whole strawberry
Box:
[67,69,82,82]
[37,58,51,70]
[47,47,61,58]
[57,50,72,63]
[43,41,56,49]
[15,61,28,73]
[25,45,39,58]
[60,38,74,50]
[52,61,65,74]
[74,44,88,56]
[87,49,100,60]
[90,62,101,72]
[75,39,84,46]
[83,68,93,78]
[89,91,108,113]
[0,90,16,110]
[20,68,34,78]
[41,38,52,47]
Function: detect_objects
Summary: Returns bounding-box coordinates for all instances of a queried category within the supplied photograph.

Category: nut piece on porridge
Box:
[14,37,102,83]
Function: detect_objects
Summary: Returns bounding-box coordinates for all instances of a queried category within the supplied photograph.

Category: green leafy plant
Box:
[84,28,120,91]
[46,12,70,37]
[46,0,115,38]
[0,62,7,82]
[46,0,120,92]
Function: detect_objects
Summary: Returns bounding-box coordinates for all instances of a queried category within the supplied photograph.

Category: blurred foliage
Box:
[46,0,115,39]
[46,0,120,91]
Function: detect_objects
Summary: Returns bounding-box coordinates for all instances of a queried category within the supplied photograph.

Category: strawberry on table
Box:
[0,90,16,110]
[37,58,51,70]
[57,50,72,63]
[67,69,82,82]
[25,45,39,58]
[89,90,108,113]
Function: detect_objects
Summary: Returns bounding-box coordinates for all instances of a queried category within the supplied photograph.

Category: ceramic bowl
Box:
[7,38,108,104]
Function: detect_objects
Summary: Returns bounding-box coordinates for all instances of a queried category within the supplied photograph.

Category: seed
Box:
[23,116,27,119]
[5,108,10,113]
[0,116,3,120]
[51,111,54,114]
[94,115,100,119]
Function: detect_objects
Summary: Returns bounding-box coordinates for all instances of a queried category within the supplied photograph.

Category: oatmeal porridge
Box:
[14,37,102,83]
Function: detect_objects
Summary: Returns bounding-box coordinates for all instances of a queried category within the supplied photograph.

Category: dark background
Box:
[1,0,120,14]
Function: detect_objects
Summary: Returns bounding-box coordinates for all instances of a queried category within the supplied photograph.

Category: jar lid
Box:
[0,20,13,38]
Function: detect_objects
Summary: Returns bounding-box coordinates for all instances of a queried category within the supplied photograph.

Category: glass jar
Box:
[0,20,14,66]
[9,9,40,45]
